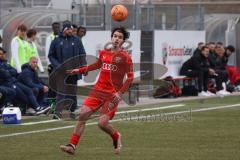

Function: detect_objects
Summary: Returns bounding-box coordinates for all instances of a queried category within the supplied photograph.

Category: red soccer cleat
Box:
[113,132,122,154]
[60,144,75,155]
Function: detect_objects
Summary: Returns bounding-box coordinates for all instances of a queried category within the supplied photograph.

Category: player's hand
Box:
[43,86,49,93]
[83,71,88,76]
[66,69,79,75]
[208,68,216,75]
[112,92,122,105]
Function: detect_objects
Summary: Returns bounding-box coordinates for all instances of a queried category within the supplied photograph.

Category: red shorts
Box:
[83,90,119,120]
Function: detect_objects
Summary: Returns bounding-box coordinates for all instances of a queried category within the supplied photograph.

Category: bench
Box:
[173,76,198,88]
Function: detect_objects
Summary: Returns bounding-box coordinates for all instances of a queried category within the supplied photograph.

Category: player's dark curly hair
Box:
[111,26,130,41]
[226,45,235,52]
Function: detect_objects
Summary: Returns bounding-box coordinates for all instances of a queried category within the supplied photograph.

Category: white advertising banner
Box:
[78,30,141,85]
[154,30,205,78]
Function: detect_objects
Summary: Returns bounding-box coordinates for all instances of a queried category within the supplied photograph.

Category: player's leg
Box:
[98,108,122,154]
[60,105,93,154]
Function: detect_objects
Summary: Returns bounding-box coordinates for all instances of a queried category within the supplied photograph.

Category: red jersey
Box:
[79,49,134,118]
[94,49,133,93]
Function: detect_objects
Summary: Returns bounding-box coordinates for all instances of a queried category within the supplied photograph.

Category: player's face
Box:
[209,44,215,51]
[72,28,77,36]
[32,34,36,41]
[29,58,38,70]
[226,49,233,57]
[64,28,73,36]
[52,24,60,34]
[111,31,124,48]
[0,50,6,60]
[18,30,26,39]
[78,28,86,38]
[215,48,225,57]
[202,48,209,57]
[198,43,204,49]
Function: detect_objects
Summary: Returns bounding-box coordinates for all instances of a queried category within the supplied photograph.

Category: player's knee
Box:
[78,114,89,122]
[77,119,86,126]
[78,105,92,121]
[98,120,107,129]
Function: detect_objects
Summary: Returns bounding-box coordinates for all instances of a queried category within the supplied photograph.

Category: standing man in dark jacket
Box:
[48,22,87,116]
[18,57,49,106]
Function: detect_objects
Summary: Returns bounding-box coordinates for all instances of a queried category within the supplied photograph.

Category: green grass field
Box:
[0,95,240,160]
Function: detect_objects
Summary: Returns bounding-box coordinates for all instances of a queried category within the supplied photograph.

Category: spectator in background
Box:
[223,45,235,66]
[45,22,60,65]
[193,42,204,57]
[180,46,215,97]
[208,42,216,55]
[45,22,60,99]
[77,26,87,47]
[211,46,230,95]
[10,24,28,73]
[208,42,217,68]
[77,26,87,39]
[72,24,78,36]
[216,42,224,48]
[18,57,49,107]
[0,47,49,115]
[26,29,44,72]
[48,22,87,118]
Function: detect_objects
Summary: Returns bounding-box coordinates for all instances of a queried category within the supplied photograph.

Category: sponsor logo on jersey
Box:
[102,63,118,71]
[114,56,122,63]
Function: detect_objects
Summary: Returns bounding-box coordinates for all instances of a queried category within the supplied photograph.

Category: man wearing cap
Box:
[48,22,87,118]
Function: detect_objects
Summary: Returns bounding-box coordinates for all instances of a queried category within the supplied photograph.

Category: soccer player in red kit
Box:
[60,27,134,155]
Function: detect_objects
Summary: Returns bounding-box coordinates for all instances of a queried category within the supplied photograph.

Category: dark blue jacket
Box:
[48,33,87,69]
[18,63,44,90]
[0,60,18,86]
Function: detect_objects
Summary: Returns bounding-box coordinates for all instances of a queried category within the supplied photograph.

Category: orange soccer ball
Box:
[111,5,128,22]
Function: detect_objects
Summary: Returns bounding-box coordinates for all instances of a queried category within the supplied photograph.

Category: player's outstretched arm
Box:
[119,71,134,94]
[119,56,134,94]
[66,58,102,75]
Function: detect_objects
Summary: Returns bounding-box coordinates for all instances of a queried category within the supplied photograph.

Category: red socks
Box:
[70,133,80,146]
[112,132,119,141]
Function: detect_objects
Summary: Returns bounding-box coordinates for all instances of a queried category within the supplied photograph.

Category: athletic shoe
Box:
[198,91,210,97]
[216,90,231,96]
[26,108,37,115]
[113,132,122,154]
[60,144,75,155]
[206,91,215,96]
[53,113,62,120]
[36,106,51,115]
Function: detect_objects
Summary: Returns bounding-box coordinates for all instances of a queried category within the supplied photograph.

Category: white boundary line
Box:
[21,120,59,126]
[20,104,185,126]
[116,104,185,115]
[0,103,239,139]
